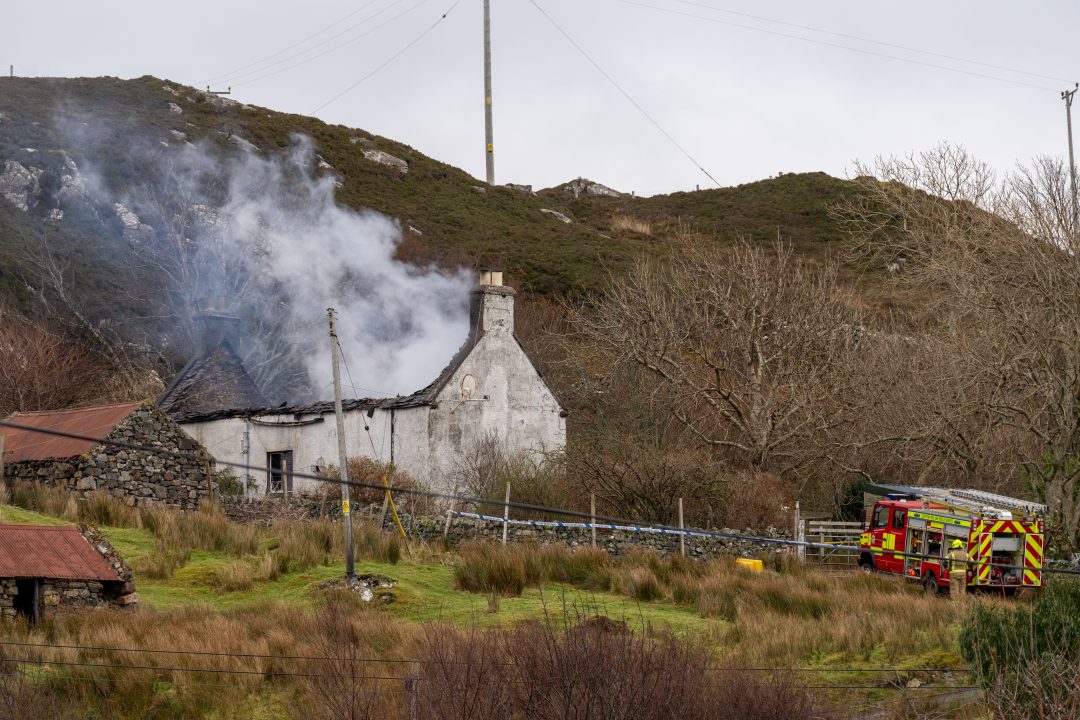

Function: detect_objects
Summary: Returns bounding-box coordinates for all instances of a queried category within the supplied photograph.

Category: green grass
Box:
[0,503,715,635]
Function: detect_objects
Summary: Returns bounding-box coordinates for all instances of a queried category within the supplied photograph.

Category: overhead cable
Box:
[666,0,1073,85]
[1,418,1078,576]
[525,0,721,188]
[311,0,464,113]
[205,0,389,84]
[232,0,432,88]
[617,0,1061,92]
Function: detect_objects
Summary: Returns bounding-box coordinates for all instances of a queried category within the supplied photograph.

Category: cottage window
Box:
[267,451,294,494]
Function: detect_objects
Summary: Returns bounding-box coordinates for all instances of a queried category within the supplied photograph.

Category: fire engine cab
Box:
[859,484,1046,594]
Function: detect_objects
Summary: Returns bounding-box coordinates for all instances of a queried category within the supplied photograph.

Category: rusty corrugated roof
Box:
[0,525,120,581]
[1,402,142,463]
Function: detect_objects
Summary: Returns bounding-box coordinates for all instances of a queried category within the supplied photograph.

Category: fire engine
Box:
[858,484,1046,594]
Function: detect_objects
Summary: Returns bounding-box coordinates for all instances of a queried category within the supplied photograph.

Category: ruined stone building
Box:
[0,402,213,509]
[0,524,137,622]
[162,275,567,494]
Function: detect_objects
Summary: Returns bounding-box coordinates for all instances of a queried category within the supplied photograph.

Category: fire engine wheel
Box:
[922,573,940,595]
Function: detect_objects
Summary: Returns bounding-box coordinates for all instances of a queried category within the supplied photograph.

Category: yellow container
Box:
[735,558,764,573]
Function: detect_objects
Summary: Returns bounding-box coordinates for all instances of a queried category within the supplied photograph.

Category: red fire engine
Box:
[859,484,1046,594]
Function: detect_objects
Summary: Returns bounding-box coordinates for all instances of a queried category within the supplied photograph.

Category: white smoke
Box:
[57,120,473,400]
[210,136,472,397]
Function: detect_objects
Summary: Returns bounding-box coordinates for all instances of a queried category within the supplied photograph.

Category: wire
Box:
[310,0,464,113]
[2,419,1079,576]
[665,0,1073,85]
[335,338,394,398]
[204,0,389,84]
[232,0,432,88]
[525,0,721,188]
[617,0,1060,93]
[0,655,405,680]
[0,640,420,665]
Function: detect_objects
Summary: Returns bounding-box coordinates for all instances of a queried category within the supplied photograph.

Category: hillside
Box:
[0,75,894,402]
[0,77,872,292]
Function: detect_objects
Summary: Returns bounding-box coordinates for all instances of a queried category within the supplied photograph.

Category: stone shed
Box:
[0,524,137,622]
[1,401,213,510]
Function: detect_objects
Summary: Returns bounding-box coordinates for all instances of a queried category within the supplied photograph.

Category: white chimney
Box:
[471,270,515,334]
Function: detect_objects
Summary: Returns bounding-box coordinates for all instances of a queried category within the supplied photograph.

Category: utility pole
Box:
[483,0,495,185]
[328,308,355,578]
[1063,83,1079,230]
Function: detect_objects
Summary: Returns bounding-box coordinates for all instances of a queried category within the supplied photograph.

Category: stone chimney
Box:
[470,270,516,336]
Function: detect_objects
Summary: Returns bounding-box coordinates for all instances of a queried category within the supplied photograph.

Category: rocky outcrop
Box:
[114,203,155,244]
[0,160,42,211]
[362,148,408,174]
[564,178,625,199]
[541,208,573,224]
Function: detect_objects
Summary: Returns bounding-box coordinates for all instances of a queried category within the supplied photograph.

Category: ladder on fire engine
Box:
[867,484,1046,520]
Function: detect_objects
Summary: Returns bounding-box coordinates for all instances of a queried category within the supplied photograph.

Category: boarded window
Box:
[267,451,294,494]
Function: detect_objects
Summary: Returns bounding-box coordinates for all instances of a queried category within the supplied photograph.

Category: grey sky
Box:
[7,1,1079,196]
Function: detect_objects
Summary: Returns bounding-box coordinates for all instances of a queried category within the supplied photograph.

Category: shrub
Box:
[960,578,1080,718]
[454,542,527,596]
[618,566,663,602]
[416,613,831,720]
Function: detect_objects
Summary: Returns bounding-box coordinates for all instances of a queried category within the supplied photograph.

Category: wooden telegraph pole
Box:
[328,308,355,578]
[483,0,495,184]
[1064,84,1079,230]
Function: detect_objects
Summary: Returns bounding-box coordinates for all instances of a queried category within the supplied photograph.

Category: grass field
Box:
[0,499,985,718]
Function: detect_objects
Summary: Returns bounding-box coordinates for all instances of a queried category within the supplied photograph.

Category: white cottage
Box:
[162,275,566,494]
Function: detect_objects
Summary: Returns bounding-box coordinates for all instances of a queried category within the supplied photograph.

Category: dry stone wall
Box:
[219,496,789,559]
[3,405,211,510]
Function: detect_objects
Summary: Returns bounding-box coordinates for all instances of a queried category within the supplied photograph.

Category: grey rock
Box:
[362,148,408,173]
[540,208,573,224]
[168,102,183,114]
[0,160,42,211]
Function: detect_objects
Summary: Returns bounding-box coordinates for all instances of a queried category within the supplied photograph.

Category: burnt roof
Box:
[171,398,383,423]
[1,402,142,463]
[0,525,121,581]
[158,340,267,420]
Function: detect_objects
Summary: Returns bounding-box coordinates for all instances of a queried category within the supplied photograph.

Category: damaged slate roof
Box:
[158,340,267,421]
[0,525,121,581]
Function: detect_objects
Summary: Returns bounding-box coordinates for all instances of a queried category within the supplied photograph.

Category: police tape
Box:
[450,511,1080,576]
[451,511,854,552]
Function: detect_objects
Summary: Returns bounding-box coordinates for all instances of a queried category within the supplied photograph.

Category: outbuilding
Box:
[1,401,214,510]
[0,524,137,622]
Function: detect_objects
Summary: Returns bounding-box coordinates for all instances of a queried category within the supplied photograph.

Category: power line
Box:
[2,419,1078,576]
[204,0,389,84]
[0,639,419,665]
[665,0,1073,85]
[311,0,464,113]
[617,0,1060,93]
[524,0,721,188]
[232,0,432,88]
[335,338,394,398]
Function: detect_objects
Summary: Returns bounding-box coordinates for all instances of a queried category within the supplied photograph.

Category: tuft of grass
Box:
[619,566,663,602]
[454,542,527,596]
[611,213,652,235]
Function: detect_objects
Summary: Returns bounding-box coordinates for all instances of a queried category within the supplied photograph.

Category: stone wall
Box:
[4,405,212,510]
[219,496,789,560]
[0,578,131,621]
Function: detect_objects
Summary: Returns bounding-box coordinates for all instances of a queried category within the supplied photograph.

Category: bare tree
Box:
[834,144,1080,549]
[572,239,862,475]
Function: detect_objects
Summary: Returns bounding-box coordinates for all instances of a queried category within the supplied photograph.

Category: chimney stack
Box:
[471,270,515,335]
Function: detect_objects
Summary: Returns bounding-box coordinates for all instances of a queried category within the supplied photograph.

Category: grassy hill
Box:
[0,75,876,310]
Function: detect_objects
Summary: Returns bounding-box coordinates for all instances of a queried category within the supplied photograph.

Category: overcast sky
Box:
[7,1,1080,196]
